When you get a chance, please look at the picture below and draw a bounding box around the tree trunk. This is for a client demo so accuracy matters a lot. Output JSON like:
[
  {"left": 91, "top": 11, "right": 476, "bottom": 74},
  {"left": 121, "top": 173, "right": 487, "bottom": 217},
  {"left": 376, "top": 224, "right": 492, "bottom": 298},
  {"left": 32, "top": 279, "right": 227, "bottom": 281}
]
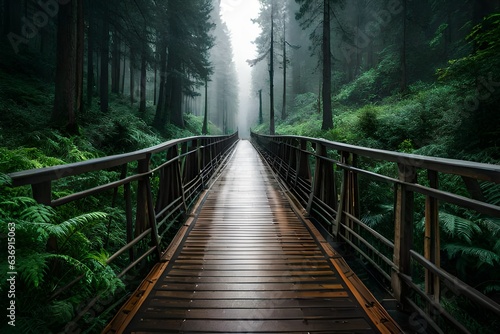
[
  {"left": 269, "top": 2, "right": 275, "bottom": 135},
  {"left": 121, "top": 54, "right": 126, "bottom": 94},
  {"left": 169, "top": 71, "right": 184, "bottom": 128},
  {"left": 259, "top": 89, "right": 263, "bottom": 125},
  {"left": 129, "top": 48, "right": 135, "bottom": 105},
  {"left": 202, "top": 78, "right": 208, "bottom": 134},
  {"left": 86, "top": 12, "right": 94, "bottom": 108},
  {"left": 75, "top": 0, "right": 84, "bottom": 117},
  {"left": 100, "top": 6, "right": 109, "bottom": 113},
  {"left": 282, "top": 20, "right": 287, "bottom": 121},
  {"left": 400, "top": 0, "right": 408, "bottom": 93},
  {"left": 321, "top": 0, "right": 333, "bottom": 130},
  {"left": 52, "top": 0, "right": 77, "bottom": 132},
  {"left": 139, "top": 47, "right": 147, "bottom": 113},
  {"left": 153, "top": 39, "right": 168, "bottom": 129},
  {"left": 154, "top": 59, "right": 158, "bottom": 105},
  {"left": 111, "top": 30, "right": 120, "bottom": 94}
]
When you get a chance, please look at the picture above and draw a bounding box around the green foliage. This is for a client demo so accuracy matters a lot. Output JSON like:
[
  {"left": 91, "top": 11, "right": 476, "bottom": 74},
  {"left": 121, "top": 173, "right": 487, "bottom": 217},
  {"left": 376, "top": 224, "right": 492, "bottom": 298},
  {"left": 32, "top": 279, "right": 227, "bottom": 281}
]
[
  {"left": 0, "top": 193, "right": 125, "bottom": 333},
  {"left": 335, "top": 50, "right": 400, "bottom": 105},
  {"left": 438, "top": 13, "right": 500, "bottom": 82}
]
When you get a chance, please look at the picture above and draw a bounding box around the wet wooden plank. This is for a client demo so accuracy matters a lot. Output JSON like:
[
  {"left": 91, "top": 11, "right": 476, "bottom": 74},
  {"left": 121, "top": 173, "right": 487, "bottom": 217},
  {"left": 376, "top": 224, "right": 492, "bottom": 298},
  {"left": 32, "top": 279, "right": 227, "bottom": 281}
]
[{"left": 130, "top": 318, "right": 374, "bottom": 333}]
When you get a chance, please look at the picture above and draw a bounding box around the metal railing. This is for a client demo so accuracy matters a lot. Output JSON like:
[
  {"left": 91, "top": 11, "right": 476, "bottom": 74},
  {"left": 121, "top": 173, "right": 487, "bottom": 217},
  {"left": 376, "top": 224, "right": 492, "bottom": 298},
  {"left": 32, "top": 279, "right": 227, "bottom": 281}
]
[{"left": 251, "top": 132, "right": 500, "bottom": 333}]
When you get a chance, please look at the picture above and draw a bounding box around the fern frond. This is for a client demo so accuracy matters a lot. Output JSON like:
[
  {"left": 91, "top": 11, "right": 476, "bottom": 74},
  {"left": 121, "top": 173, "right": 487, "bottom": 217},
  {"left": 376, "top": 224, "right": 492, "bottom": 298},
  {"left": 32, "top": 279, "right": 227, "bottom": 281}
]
[
  {"left": 20, "top": 204, "right": 56, "bottom": 224},
  {"left": 47, "top": 300, "right": 74, "bottom": 324},
  {"left": 439, "top": 212, "right": 481, "bottom": 244},
  {"left": 17, "top": 252, "right": 51, "bottom": 288},
  {"left": 46, "top": 253, "right": 94, "bottom": 283},
  {"left": 481, "top": 182, "right": 500, "bottom": 206},
  {"left": 87, "top": 249, "right": 110, "bottom": 266},
  {"left": 16, "top": 317, "right": 49, "bottom": 334},
  {"left": 57, "top": 212, "right": 108, "bottom": 250},
  {"left": 0, "top": 173, "right": 12, "bottom": 186},
  {"left": 483, "top": 283, "right": 500, "bottom": 295},
  {"left": 0, "top": 196, "right": 37, "bottom": 212},
  {"left": 479, "top": 218, "right": 500, "bottom": 236},
  {"left": 443, "top": 243, "right": 500, "bottom": 267}
]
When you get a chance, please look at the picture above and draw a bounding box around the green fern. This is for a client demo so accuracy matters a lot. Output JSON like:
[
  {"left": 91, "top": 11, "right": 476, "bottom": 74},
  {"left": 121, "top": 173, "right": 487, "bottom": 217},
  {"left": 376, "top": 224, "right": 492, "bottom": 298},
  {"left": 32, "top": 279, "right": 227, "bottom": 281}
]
[
  {"left": 0, "top": 173, "right": 11, "bottom": 186},
  {"left": 47, "top": 300, "right": 74, "bottom": 325},
  {"left": 481, "top": 182, "right": 500, "bottom": 207},
  {"left": 20, "top": 204, "right": 56, "bottom": 224},
  {"left": 17, "top": 253, "right": 51, "bottom": 288},
  {"left": 56, "top": 212, "right": 108, "bottom": 250},
  {"left": 444, "top": 243, "right": 500, "bottom": 267},
  {"left": 439, "top": 212, "right": 482, "bottom": 244}
]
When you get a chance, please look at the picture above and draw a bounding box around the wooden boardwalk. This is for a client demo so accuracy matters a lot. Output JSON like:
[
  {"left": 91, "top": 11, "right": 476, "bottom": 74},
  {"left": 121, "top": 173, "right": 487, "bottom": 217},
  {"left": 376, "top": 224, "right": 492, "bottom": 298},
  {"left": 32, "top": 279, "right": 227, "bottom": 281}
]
[{"left": 105, "top": 140, "right": 401, "bottom": 333}]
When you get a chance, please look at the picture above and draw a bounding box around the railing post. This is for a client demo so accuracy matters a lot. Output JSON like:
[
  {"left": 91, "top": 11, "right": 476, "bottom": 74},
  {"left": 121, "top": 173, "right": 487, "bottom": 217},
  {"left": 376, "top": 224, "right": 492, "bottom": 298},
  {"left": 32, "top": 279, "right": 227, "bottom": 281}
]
[
  {"left": 32, "top": 181, "right": 52, "bottom": 205},
  {"left": 425, "top": 170, "right": 440, "bottom": 306},
  {"left": 295, "top": 139, "right": 310, "bottom": 189},
  {"left": 286, "top": 139, "right": 297, "bottom": 184},
  {"left": 307, "top": 143, "right": 336, "bottom": 227},
  {"left": 124, "top": 179, "right": 134, "bottom": 262},
  {"left": 335, "top": 152, "right": 358, "bottom": 240},
  {"left": 135, "top": 157, "right": 150, "bottom": 236},
  {"left": 392, "top": 163, "right": 417, "bottom": 309}
]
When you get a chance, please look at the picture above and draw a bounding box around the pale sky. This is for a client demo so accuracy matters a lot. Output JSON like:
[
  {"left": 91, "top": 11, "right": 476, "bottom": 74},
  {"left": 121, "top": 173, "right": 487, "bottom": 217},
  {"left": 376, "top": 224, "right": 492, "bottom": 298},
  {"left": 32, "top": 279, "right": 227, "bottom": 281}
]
[{"left": 220, "top": 0, "right": 262, "bottom": 137}]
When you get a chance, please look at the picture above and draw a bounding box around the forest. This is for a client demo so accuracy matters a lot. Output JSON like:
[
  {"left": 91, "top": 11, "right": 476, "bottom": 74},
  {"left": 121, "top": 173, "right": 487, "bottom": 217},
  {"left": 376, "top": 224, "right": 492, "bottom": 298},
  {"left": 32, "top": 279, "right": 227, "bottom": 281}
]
[{"left": 0, "top": 0, "right": 499, "bottom": 332}]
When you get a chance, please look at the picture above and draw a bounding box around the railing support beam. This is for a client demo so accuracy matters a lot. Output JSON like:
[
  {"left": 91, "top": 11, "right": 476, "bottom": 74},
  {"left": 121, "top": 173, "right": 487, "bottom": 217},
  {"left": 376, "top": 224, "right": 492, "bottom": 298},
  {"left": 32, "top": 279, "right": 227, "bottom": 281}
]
[{"left": 392, "top": 163, "right": 417, "bottom": 309}]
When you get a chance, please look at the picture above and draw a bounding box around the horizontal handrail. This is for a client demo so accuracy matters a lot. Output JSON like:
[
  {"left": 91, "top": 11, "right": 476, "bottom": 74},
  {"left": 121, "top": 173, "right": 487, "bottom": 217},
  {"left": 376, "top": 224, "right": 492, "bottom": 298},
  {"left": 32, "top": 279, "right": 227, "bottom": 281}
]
[
  {"left": 8, "top": 135, "right": 234, "bottom": 186},
  {"left": 255, "top": 133, "right": 500, "bottom": 182},
  {"left": 251, "top": 132, "right": 500, "bottom": 334}
]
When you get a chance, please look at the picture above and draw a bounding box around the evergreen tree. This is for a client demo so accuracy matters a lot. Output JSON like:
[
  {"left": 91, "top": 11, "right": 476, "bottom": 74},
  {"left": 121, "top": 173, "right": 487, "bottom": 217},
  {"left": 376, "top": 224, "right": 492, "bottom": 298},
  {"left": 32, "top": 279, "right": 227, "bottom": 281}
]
[
  {"left": 295, "top": 0, "right": 345, "bottom": 130},
  {"left": 153, "top": 0, "right": 214, "bottom": 130}
]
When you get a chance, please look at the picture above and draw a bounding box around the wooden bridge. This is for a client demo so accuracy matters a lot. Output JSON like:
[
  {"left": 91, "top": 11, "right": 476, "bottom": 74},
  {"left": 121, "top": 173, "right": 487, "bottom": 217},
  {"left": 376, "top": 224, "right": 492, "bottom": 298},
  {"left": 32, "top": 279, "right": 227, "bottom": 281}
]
[
  {"left": 8, "top": 133, "right": 500, "bottom": 333},
  {"left": 103, "top": 140, "right": 399, "bottom": 333}
]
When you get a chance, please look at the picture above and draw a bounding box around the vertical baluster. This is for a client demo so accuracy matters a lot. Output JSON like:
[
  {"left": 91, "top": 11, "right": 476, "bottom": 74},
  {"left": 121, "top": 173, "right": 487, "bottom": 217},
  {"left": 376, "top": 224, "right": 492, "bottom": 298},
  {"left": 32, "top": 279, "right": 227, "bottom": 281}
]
[
  {"left": 392, "top": 163, "right": 417, "bottom": 309},
  {"left": 32, "top": 181, "right": 52, "bottom": 205},
  {"left": 135, "top": 157, "right": 149, "bottom": 235},
  {"left": 425, "top": 170, "right": 440, "bottom": 310},
  {"left": 124, "top": 178, "right": 134, "bottom": 262}
]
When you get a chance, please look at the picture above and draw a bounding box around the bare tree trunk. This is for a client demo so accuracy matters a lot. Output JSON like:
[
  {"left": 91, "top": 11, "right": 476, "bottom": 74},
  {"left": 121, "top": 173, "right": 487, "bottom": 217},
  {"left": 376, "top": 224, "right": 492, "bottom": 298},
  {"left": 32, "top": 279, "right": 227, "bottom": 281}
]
[
  {"left": 321, "top": 0, "right": 333, "bottom": 130},
  {"left": 202, "top": 78, "right": 208, "bottom": 134},
  {"left": 259, "top": 89, "right": 263, "bottom": 125},
  {"left": 269, "top": 2, "right": 275, "bottom": 135},
  {"left": 154, "top": 39, "right": 167, "bottom": 129},
  {"left": 75, "top": 0, "right": 84, "bottom": 117},
  {"left": 100, "top": 6, "right": 109, "bottom": 113},
  {"left": 400, "top": 0, "right": 408, "bottom": 93},
  {"left": 111, "top": 30, "right": 120, "bottom": 94},
  {"left": 52, "top": 0, "right": 77, "bottom": 132},
  {"left": 282, "top": 19, "right": 287, "bottom": 121},
  {"left": 121, "top": 54, "right": 126, "bottom": 94},
  {"left": 86, "top": 12, "right": 94, "bottom": 108},
  {"left": 130, "top": 48, "right": 135, "bottom": 105},
  {"left": 139, "top": 47, "right": 147, "bottom": 113}
]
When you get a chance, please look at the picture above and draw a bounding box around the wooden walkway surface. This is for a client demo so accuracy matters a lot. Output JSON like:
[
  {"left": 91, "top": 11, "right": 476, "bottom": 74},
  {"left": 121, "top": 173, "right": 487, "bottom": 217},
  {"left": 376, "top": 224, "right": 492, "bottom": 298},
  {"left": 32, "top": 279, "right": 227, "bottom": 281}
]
[{"left": 105, "top": 140, "right": 401, "bottom": 333}]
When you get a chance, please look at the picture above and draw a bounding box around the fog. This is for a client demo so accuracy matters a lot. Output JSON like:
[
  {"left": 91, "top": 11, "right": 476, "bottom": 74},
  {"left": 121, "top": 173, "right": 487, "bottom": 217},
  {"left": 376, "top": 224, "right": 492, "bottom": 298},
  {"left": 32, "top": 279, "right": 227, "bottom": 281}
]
[{"left": 220, "top": 0, "right": 261, "bottom": 138}]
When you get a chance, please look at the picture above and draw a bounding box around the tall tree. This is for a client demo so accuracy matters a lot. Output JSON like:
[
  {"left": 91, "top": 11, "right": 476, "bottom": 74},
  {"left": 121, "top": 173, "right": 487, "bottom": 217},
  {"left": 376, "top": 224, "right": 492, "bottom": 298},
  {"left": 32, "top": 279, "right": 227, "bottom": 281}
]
[
  {"left": 296, "top": 0, "right": 344, "bottom": 130},
  {"left": 154, "top": 0, "right": 214, "bottom": 130},
  {"left": 100, "top": 4, "right": 110, "bottom": 113},
  {"left": 249, "top": 0, "right": 286, "bottom": 135},
  {"left": 52, "top": 0, "right": 80, "bottom": 133}
]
